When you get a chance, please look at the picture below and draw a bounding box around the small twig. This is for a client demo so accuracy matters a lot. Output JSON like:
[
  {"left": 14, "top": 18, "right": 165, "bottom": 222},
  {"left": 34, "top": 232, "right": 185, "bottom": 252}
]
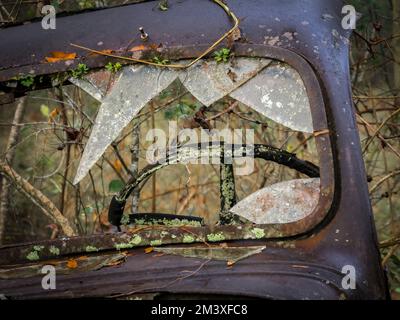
[
  {"left": 33, "top": 150, "right": 66, "bottom": 180},
  {"left": 109, "top": 258, "right": 211, "bottom": 298},
  {"left": 0, "top": 162, "right": 77, "bottom": 237},
  {"left": 380, "top": 234, "right": 400, "bottom": 249},
  {"left": 207, "top": 101, "right": 239, "bottom": 121},
  {"left": 370, "top": 170, "right": 400, "bottom": 194},
  {"left": 88, "top": 170, "right": 103, "bottom": 233},
  {"left": 357, "top": 114, "right": 400, "bottom": 160},
  {"left": 177, "top": 188, "right": 197, "bottom": 214},
  {"left": 363, "top": 107, "right": 400, "bottom": 152},
  {"left": 111, "top": 143, "right": 132, "bottom": 176},
  {"left": 354, "top": 95, "right": 400, "bottom": 100},
  {"left": 382, "top": 244, "right": 399, "bottom": 266},
  {"left": 101, "top": 155, "right": 126, "bottom": 183},
  {"left": 55, "top": 88, "right": 70, "bottom": 215}
]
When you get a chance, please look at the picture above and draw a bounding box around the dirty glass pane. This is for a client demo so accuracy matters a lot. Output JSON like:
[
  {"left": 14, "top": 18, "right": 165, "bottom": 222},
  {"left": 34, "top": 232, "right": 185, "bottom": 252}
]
[
  {"left": 230, "top": 178, "right": 320, "bottom": 224},
  {"left": 73, "top": 66, "right": 177, "bottom": 184},
  {"left": 178, "top": 58, "right": 271, "bottom": 106},
  {"left": 230, "top": 61, "right": 313, "bottom": 133}
]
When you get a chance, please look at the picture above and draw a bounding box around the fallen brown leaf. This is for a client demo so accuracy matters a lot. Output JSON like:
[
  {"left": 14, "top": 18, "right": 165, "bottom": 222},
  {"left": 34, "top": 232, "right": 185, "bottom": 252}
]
[
  {"left": 66, "top": 259, "right": 78, "bottom": 269},
  {"left": 129, "top": 44, "right": 147, "bottom": 52},
  {"left": 48, "top": 108, "right": 60, "bottom": 123},
  {"left": 45, "top": 51, "right": 77, "bottom": 63},
  {"left": 144, "top": 247, "right": 154, "bottom": 254}
]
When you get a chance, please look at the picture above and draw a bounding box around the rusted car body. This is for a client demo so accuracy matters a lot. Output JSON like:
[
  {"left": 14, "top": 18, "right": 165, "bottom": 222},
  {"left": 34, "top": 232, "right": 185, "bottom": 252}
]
[{"left": 0, "top": 0, "right": 389, "bottom": 299}]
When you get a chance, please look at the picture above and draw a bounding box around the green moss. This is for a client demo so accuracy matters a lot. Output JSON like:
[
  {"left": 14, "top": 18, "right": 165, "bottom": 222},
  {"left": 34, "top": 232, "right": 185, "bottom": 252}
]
[
  {"left": 85, "top": 245, "right": 99, "bottom": 252},
  {"left": 207, "top": 232, "right": 226, "bottom": 242},
  {"left": 130, "top": 235, "right": 142, "bottom": 245},
  {"left": 251, "top": 228, "right": 265, "bottom": 239},
  {"left": 26, "top": 251, "right": 40, "bottom": 261},
  {"left": 183, "top": 235, "right": 195, "bottom": 243},
  {"left": 131, "top": 217, "right": 202, "bottom": 227},
  {"left": 114, "top": 234, "right": 142, "bottom": 250},
  {"left": 134, "top": 219, "right": 145, "bottom": 225},
  {"left": 150, "top": 239, "right": 162, "bottom": 247},
  {"left": 160, "top": 231, "right": 169, "bottom": 238},
  {"left": 115, "top": 242, "right": 133, "bottom": 250},
  {"left": 33, "top": 245, "right": 44, "bottom": 251},
  {"left": 120, "top": 214, "right": 130, "bottom": 226},
  {"left": 49, "top": 246, "right": 60, "bottom": 255},
  {"left": 162, "top": 218, "right": 202, "bottom": 227}
]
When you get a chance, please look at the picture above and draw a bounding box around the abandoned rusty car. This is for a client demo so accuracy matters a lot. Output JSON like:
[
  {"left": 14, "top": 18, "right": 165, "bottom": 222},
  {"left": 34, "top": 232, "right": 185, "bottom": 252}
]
[{"left": 0, "top": 0, "right": 389, "bottom": 299}]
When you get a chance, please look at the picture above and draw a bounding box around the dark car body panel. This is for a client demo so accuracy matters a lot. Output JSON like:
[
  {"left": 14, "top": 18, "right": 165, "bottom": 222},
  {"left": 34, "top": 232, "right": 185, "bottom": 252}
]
[{"left": 0, "top": 0, "right": 389, "bottom": 299}]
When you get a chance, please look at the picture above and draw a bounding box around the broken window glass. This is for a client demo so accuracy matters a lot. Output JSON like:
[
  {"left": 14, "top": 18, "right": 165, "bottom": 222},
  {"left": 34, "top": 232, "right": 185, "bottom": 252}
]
[
  {"left": 0, "top": 57, "right": 327, "bottom": 245},
  {"left": 71, "top": 57, "right": 320, "bottom": 226}
]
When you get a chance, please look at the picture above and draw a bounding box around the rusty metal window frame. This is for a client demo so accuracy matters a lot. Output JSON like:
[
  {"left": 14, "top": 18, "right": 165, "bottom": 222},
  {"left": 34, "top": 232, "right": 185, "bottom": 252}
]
[{"left": 0, "top": 44, "right": 336, "bottom": 264}]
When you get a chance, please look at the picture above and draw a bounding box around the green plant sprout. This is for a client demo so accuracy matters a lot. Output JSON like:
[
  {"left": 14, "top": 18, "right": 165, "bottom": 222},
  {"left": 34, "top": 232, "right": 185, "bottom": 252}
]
[
  {"left": 70, "top": 63, "right": 89, "bottom": 79},
  {"left": 19, "top": 75, "right": 35, "bottom": 88},
  {"left": 213, "top": 48, "right": 231, "bottom": 63},
  {"left": 152, "top": 56, "right": 170, "bottom": 65},
  {"left": 105, "top": 62, "right": 122, "bottom": 73}
]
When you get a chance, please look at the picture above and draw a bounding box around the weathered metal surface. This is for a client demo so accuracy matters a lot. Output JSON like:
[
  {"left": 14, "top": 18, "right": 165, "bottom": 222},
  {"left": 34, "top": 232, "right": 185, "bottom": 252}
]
[
  {"left": 0, "top": 252, "right": 126, "bottom": 280},
  {"left": 0, "top": 241, "right": 364, "bottom": 300},
  {"left": 0, "top": 0, "right": 149, "bottom": 26},
  {"left": 231, "top": 178, "right": 320, "bottom": 224},
  {"left": 0, "top": 0, "right": 389, "bottom": 300},
  {"left": 0, "top": 222, "right": 316, "bottom": 265}
]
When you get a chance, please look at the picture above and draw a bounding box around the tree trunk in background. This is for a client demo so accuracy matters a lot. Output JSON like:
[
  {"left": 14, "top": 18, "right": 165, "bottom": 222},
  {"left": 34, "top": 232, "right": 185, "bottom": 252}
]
[
  {"left": 130, "top": 126, "right": 140, "bottom": 214},
  {"left": 394, "top": 1, "right": 400, "bottom": 106},
  {"left": 0, "top": 162, "right": 77, "bottom": 237},
  {"left": 0, "top": 97, "right": 26, "bottom": 244}
]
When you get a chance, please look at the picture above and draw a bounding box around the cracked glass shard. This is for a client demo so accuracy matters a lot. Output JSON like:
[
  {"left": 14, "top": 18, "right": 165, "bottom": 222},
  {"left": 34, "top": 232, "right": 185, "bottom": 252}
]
[
  {"left": 73, "top": 65, "right": 178, "bottom": 184},
  {"left": 154, "top": 246, "right": 266, "bottom": 263},
  {"left": 179, "top": 58, "right": 271, "bottom": 106},
  {"left": 230, "top": 178, "right": 320, "bottom": 224},
  {"left": 69, "top": 77, "right": 104, "bottom": 102},
  {"left": 69, "top": 69, "right": 117, "bottom": 102},
  {"left": 230, "top": 62, "right": 313, "bottom": 133}
]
